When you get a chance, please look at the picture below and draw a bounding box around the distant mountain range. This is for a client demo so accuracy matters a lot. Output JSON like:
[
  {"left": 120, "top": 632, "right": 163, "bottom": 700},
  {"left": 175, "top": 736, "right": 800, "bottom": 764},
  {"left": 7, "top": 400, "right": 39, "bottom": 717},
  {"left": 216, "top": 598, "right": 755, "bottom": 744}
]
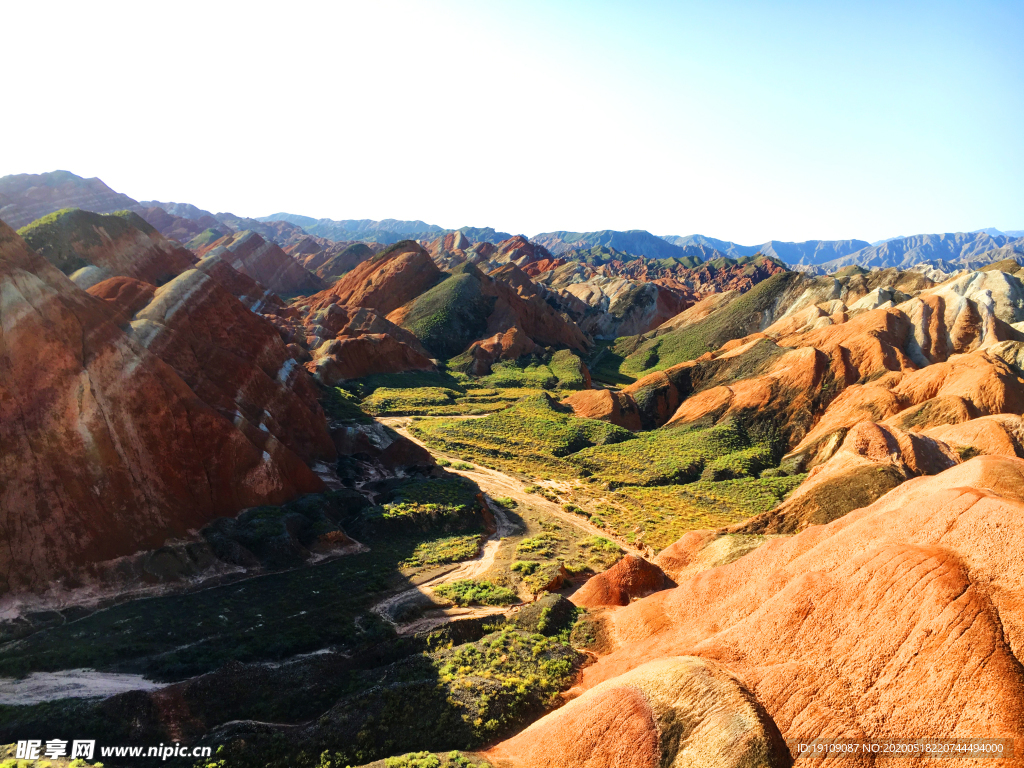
[
  {"left": 974, "top": 227, "right": 1024, "bottom": 238},
  {"left": 807, "top": 231, "right": 1024, "bottom": 273},
  {"left": 661, "top": 234, "right": 871, "bottom": 266},
  {"left": 2, "top": 170, "right": 1021, "bottom": 275},
  {"left": 532, "top": 230, "right": 695, "bottom": 260},
  {"left": 257, "top": 213, "right": 515, "bottom": 246},
  {"left": 0, "top": 170, "right": 137, "bottom": 229}
]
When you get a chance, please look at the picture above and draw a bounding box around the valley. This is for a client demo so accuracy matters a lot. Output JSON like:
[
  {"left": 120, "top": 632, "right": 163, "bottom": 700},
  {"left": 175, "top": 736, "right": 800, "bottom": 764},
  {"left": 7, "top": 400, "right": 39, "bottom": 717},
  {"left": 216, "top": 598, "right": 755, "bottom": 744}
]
[{"left": 1, "top": 171, "right": 1024, "bottom": 767}]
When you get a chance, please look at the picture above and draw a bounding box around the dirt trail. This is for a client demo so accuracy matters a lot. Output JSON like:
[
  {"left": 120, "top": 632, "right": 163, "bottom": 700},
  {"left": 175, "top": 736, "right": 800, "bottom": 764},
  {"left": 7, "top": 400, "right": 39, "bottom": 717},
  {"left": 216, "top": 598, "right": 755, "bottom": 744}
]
[
  {"left": 372, "top": 416, "right": 645, "bottom": 634},
  {"left": 379, "top": 417, "right": 643, "bottom": 557},
  {"left": 371, "top": 494, "right": 517, "bottom": 635}
]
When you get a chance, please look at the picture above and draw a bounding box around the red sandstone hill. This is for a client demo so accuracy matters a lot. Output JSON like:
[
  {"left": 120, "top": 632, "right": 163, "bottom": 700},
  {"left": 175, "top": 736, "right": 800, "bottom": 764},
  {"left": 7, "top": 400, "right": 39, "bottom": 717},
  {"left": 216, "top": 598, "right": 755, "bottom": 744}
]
[
  {"left": 386, "top": 261, "right": 592, "bottom": 373},
  {"left": 200, "top": 230, "right": 324, "bottom": 296},
  {"left": 108, "top": 268, "right": 335, "bottom": 465},
  {"left": 293, "top": 241, "right": 445, "bottom": 381},
  {"left": 594, "top": 253, "right": 789, "bottom": 295},
  {"left": 569, "top": 270, "right": 1024, "bottom": 446},
  {"left": 286, "top": 242, "right": 595, "bottom": 383},
  {"left": 135, "top": 205, "right": 222, "bottom": 244},
  {"left": 428, "top": 234, "right": 699, "bottom": 339},
  {"left": 305, "top": 240, "right": 443, "bottom": 316},
  {"left": 491, "top": 454, "right": 1024, "bottom": 766},
  {"left": 286, "top": 239, "right": 379, "bottom": 283},
  {"left": 17, "top": 208, "right": 196, "bottom": 288},
  {"left": 0, "top": 220, "right": 328, "bottom": 594}
]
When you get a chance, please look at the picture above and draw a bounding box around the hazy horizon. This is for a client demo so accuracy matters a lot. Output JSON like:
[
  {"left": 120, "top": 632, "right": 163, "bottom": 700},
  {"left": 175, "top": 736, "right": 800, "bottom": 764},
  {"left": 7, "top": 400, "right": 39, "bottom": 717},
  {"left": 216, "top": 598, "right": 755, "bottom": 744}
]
[{"left": 2, "top": 0, "right": 1021, "bottom": 244}]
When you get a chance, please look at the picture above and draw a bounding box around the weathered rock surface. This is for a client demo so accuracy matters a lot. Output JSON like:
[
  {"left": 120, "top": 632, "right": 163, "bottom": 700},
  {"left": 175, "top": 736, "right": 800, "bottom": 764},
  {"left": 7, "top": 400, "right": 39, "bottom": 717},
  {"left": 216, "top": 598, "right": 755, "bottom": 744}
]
[
  {"left": 309, "top": 334, "right": 435, "bottom": 385},
  {"left": 653, "top": 531, "right": 772, "bottom": 583},
  {"left": 734, "top": 421, "right": 960, "bottom": 534},
  {"left": 86, "top": 276, "right": 156, "bottom": 318},
  {"left": 561, "top": 389, "right": 642, "bottom": 430},
  {"left": 193, "top": 252, "right": 285, "bottom": 313},
  {"left": 307, "top": 241, "right": 441, "bottom": 316},
  {"left": 206, "top": 231, "right": 323, "bottom": 296},
  {"left": 303, "top": 303, "right": 428, "bottom": 356},
  {"left": 0, "top": 221, "right": 323, "bottom": 593},
  {"left": 571, "top": 554, "right": 668, "bottom": 608},
  {"left": 566, "top": 456, "right": 1024, "bottom": 764},
  {"left": 290, "top": 241, "right": 376, "bottom": 282},
  {"left": 128, "top": 268, "right": 336, "bottom": 465},
  {"left": 924, "top": 414, "right": 1024, "bottom": 458},
  {"left": 18, "top": 208, "right": 196, "bottom": 286},
  {"left": 489, "top": 656, "right": 791, "bottom": 768},
  {"left": 135, "top": 205, "right": 222, "bottom": 245}
]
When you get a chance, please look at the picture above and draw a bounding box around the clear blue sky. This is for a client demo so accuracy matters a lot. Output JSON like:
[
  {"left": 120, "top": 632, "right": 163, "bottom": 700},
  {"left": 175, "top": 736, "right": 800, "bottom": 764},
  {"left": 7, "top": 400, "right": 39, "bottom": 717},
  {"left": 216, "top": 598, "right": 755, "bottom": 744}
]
[{"left": 2, "top": 0, "right": 1021, "bottom": 243}]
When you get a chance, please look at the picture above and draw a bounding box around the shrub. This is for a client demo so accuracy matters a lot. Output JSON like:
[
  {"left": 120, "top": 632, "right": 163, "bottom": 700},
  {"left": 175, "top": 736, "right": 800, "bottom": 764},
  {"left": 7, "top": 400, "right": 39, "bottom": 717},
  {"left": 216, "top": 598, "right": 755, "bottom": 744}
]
[
  {"left": 433, "top": 580, "right": 518, "bottom": 607},
  {"left": 548, "top": 349, "right": 590, "bottom": 389},
  {"left": 320, "top": 386, "right": 371, "bottom": 423},
  {"left": 580, "top": 536, "right": 620, "bottom": 553},
  {"left": 402, "top": 535, "right": 482, "bottom": 568},
  {"left": 568, "top": 420, "right": 750, "bottom": 487},
  {"left": 516, "top": 536, "right": 555, "bottom": 558},
  {"left": 412, "top": 395, "right": 633, "bottom": 477},
  {"left": 385, "top": 752, "right": 441, "bottom": 768},
  {"left": 361, "top": 387, "right": 460, "bottom": 416}
]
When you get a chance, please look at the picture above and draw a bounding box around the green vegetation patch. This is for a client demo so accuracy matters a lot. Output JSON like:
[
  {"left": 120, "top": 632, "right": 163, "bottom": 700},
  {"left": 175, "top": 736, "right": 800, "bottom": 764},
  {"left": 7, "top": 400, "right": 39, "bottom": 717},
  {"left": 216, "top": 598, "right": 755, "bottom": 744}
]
[
  {"left": 373, "top": 477, "right": 483, "bottom": 530},
  {"left": 516, "top": 534, "right": 556, "bottom": 558},
  {"left": 285, "top": 608, "right": 581, "bottom": 767},
  {"left": 411, "top": 394, "right": 634, "bottom": 477},
  {"left": 433, "top": 580, "right": 518, "bottom": 607},
  {"left": 400, "top": 266, "right": 496, "bottom": 359},
  {"left": 378, "top": 752, "right": 490, "bottom": 768},
  {"left": 321, "top": 385, "right": 373, "bottom": 423},
  {"left": 547, "top": 350, "right": 590, "bottom": 389},
  {"left": 466, "top": 351, "right": 590, "bottom": 392},
  {"left": 0, "top": 478, "right": 487, "bottom": 681},
  {"left": 568, "top": 420, "right": 757, "bottom": 488},
  {"left": 17, "top": 207, "right": 138, "bottom": 274},
  {"left": 345, "top": 370, "right": 471, "bottom": 398},
  {"left": 591, "top": 475, "right": 806, "bottom": 551},
  {"left": 613, "top": 271, "right": 800, "bottom": 377},
  {"left": 0, "top": 742, "right": 102, "bottom": 766},
  {"left": 345, "top": 355, "right": 589, "bottom": 419},
  {"left": 402, "top": 534, "right": 482, "bottom": 568},
  {"left": 478, "top": 359, "right": 559, "bottom": 389},
  {"left": 588, "top": 340, "right": 636, "bottom": 387},
  {"left": 186, "top": 227, "right": 229, "bottom": 249},
  {"left": 362, "top": 386, "right": 551, "bottom": 418},
  {"left": 362, "top": 386, "right": 461, "bottom": 415}
]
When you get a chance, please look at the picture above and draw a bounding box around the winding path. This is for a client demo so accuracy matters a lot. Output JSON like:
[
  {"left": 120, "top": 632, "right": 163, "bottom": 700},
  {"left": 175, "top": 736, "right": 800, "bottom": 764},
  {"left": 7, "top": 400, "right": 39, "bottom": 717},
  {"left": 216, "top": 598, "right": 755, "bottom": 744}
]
[
  {"left": 371, "top": 416, "right": 644, "bottom": 634},
  {"left": 370, "top": 494, "right": 516, "bottom": 635},
  {"left": 379, "top": 417, "right": 643, "bottom": 556}
]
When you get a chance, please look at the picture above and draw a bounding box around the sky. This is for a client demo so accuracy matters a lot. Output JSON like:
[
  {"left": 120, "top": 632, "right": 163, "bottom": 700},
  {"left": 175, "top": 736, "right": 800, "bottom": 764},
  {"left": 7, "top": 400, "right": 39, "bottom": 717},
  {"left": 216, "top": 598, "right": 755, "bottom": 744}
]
[{"left": 2, "top": 0, "right": 1022, "bottom": 244}]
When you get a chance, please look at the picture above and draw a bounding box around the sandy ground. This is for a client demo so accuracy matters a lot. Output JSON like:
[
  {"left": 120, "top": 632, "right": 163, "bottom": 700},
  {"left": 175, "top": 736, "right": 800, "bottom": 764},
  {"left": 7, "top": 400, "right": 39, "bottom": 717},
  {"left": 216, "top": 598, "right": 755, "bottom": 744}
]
[{"left": 0, "top": 669, "right": 165, "bottom": 705}]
